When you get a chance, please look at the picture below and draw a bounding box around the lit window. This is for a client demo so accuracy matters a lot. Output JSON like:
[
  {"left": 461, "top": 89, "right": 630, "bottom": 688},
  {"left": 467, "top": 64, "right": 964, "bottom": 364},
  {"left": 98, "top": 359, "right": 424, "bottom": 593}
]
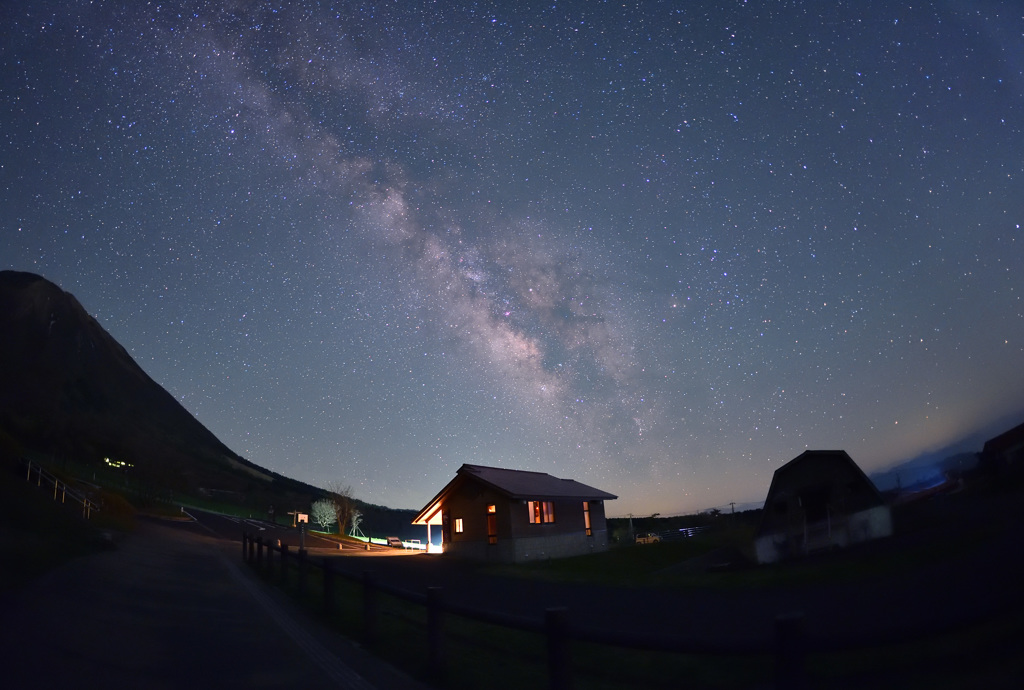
[
  {"left": 454, "top": 518, "right": 464, "bottom": 533},
  {"left": 583, "top": 501, "right": 592, "bottom": 536},
  {"left": 528, "top": 500, "right": 555, "bottom": 524},
  {"left": 486, "top": 505, "right": 497, "bottom": 544}
]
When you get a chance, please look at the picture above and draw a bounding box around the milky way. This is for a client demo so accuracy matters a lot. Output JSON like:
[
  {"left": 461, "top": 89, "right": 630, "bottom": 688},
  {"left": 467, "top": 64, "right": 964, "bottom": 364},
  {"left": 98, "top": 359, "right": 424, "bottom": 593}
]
[{"left": 3, "top": 1, "right": 1023, "bottom": 515}]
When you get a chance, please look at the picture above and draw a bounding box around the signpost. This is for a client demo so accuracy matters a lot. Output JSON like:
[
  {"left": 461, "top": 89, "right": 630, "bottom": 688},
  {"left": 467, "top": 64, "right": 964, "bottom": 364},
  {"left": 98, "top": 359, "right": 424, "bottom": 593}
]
[{"left": 296, "top": 512, "right": 308, "bottom": 550}]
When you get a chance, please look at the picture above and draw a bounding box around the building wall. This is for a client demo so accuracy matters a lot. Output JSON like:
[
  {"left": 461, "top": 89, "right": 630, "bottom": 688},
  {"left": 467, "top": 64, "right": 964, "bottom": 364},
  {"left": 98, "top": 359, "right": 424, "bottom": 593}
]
[
  {"left": 440, "top": 483, "right": 611, "bottom": 563},
  {"left": 445, "top": 528, "right": 610, "bottom": 563},
  {"left": 847, "top": 504, "right": 893, "bottom": 544},
  {"left": 755, "top": 504, "right": 893, "bottom": 564},
  {"left": 510, "top": 529, "right": 610, "bottom": 563},
  {"left": 442, "top": 483, "right": 509, "bottom": 545},
  {"left": 506, "top": 497, "right": 601, "bottom": 538}
]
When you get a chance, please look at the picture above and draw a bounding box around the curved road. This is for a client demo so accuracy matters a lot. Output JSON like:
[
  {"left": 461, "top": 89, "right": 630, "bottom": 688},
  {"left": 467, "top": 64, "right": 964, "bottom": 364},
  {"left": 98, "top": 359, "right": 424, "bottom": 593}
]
[{"left": 0, "top": 514, "right": 426, "bottom": 690}]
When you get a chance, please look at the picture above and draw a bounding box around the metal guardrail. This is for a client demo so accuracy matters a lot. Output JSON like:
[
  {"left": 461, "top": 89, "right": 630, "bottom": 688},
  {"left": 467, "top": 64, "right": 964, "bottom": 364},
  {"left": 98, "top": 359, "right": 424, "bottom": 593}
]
[{"left": 17, "top": 458, "right": 100, "bottom": 519}]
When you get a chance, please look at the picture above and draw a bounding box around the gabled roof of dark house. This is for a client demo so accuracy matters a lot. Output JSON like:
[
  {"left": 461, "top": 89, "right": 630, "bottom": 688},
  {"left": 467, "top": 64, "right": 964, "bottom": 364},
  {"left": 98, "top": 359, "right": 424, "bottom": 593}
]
[
  {"left": 769, "top": 449, "right": 880, "bottom": 487},
  {"left": 757, "top": 450, "right": 885, "bottom": 535},
  {"left": 982, "top": 420, "right": 1024, "bottom": 456},
  {"left": 413, "top": 463, "right": 617, "bottom": 525}
]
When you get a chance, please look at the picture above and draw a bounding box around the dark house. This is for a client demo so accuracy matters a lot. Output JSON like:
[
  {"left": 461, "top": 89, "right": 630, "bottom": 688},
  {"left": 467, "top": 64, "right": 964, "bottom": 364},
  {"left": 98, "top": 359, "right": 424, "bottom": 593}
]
[
  {"left": 979, "top": 420, "right": 1024, "bottom": 481},
  {"left": 412, "top": 464, "right": 617, "bottom": 563},
  {"left": 754, "top": 450, "right": 892, "bottom": 564}
]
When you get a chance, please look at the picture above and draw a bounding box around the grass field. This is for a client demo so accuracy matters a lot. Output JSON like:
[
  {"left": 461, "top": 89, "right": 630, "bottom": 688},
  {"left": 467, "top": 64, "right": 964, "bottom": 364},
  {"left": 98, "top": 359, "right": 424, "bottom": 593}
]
[{"left": 244, "top": 482, "right": 1024, "bottom": 689}]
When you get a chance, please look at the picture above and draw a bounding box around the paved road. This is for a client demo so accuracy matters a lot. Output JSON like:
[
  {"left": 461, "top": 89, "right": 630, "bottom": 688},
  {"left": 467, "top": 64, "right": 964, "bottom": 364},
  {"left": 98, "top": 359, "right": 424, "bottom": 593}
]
[{"left": 0, "top": 517, "right": 427, "bottom": 690}]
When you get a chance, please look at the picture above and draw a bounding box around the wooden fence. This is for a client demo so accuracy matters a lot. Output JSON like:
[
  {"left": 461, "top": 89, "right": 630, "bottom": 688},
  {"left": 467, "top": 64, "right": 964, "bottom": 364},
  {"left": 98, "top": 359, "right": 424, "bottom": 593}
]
[{"left": 242, "top": 531, "right": 821, "bottom": 689}]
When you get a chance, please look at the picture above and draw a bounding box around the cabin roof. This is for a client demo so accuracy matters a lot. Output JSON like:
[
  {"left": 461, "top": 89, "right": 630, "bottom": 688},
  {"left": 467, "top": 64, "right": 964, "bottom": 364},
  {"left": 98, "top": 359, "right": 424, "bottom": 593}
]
[{"left": 413, "top": 463, "right": 617, "bottom": 525}]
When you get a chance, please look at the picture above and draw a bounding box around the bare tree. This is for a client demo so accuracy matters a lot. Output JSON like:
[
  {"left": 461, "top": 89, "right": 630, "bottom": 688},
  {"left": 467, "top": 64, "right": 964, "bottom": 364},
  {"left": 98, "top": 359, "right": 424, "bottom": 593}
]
[
  {"left": 324, "top": 482, "right": 356, "bottom": 536},
  {"left": 349, "top": 508, "right": 364, "bottom": 538},
  {"left": 310, "top": 498, "right": 336, "bottom": 531}
]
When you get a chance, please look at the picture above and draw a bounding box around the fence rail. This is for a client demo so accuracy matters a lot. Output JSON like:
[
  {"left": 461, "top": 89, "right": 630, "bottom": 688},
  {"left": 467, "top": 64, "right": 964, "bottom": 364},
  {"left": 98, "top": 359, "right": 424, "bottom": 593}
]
[
  {"left": 16, "top": 458, "right": 100, "bottom": 519},
  {"left": 242, "top": 531, "right": 817, "bottom": 689}
]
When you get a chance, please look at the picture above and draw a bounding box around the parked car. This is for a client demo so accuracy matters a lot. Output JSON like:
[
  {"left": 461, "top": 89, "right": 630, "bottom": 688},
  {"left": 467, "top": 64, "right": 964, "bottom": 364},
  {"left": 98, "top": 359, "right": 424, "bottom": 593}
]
[
  {"left": 386, "top": 536, "right": 404, "bottom": 548},
  {"left": 635, "top": 532, "right": 661, "bottom": 544}
]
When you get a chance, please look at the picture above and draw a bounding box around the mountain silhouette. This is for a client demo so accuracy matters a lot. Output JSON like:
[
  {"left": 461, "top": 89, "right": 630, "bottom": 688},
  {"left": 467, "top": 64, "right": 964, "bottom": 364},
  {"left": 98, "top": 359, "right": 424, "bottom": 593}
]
[{"left": 0, "top": 270, "right": 280, "bottom": 497}]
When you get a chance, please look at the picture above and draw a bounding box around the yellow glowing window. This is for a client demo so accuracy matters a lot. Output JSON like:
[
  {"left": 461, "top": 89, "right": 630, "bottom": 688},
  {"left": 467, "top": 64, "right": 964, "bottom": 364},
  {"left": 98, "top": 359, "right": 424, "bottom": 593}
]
[
  {"left": 454, "top": 518, "right": 464, "bottom": 533},
  {"left": 528, "top": 500, "right": 555, "bottom": 524},
  {"left": 486, "top": 505, "right": 497, "bottom": 544},
  {"left": 583, "top": 501, "right": 592, "bottom": 536}
]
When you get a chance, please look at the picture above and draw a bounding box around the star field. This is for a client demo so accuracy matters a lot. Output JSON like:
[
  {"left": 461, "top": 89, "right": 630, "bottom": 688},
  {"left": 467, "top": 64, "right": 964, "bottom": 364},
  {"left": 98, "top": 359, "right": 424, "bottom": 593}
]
[{"left": 2, "top": 1, "right": 1023, "bottom": 515}]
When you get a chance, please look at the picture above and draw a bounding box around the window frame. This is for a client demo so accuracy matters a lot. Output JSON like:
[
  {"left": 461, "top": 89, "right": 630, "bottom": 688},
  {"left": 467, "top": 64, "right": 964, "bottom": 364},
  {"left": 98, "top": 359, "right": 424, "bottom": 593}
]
[
  {"left": 486, "top": 504, "right": 497, "bottom": 544},
  {"left": 527, "top": 500, "right": 556, "bottom": 524}
]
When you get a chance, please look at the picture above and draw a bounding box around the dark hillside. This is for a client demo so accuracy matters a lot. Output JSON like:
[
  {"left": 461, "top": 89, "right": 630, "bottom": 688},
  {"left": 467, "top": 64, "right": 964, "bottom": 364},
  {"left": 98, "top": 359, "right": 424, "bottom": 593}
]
[{"left": 0, "top": 271, "right": 301, "bottom": 505}]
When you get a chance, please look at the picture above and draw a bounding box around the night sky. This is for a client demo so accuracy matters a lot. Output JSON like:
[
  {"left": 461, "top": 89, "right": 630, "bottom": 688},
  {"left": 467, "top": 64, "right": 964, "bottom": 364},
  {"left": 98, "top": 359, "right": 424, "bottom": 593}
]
[{"left": 3, "top": 1, "right": 1023, "bottom": 516}]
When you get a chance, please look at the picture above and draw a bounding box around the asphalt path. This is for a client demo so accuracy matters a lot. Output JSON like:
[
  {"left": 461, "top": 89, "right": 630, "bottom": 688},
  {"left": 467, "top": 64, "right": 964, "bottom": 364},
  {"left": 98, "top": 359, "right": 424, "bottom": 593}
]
[{"left": 0, "top": 515, "right": 427, "bottom": 690}]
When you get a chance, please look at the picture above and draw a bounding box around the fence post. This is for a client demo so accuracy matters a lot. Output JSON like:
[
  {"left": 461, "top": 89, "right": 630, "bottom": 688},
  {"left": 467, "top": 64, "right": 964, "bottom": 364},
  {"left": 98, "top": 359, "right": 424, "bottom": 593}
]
[
  {"left": 280, "top": 544, "right": 289, "bottom": 586},
  {"left": 427, "top": 586, "right": 445, "bottom": 680},
  {"left": 297, "top": 548, "right": 308, "bottom": 596},
  {"left": 363, "top": 571, "right": 378, "bottom": 646},
  {"left": 248, "top": 533, "right": 255, "bottom": 563},
  {"left": 323, "top": 558, "right": 334, "bottom": 614},
  {"left": 775, "top": 612, "right": 806, "bottom": 690},
  {"left": 545, "top": 607, "right": 572, "bottom": 690}
]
